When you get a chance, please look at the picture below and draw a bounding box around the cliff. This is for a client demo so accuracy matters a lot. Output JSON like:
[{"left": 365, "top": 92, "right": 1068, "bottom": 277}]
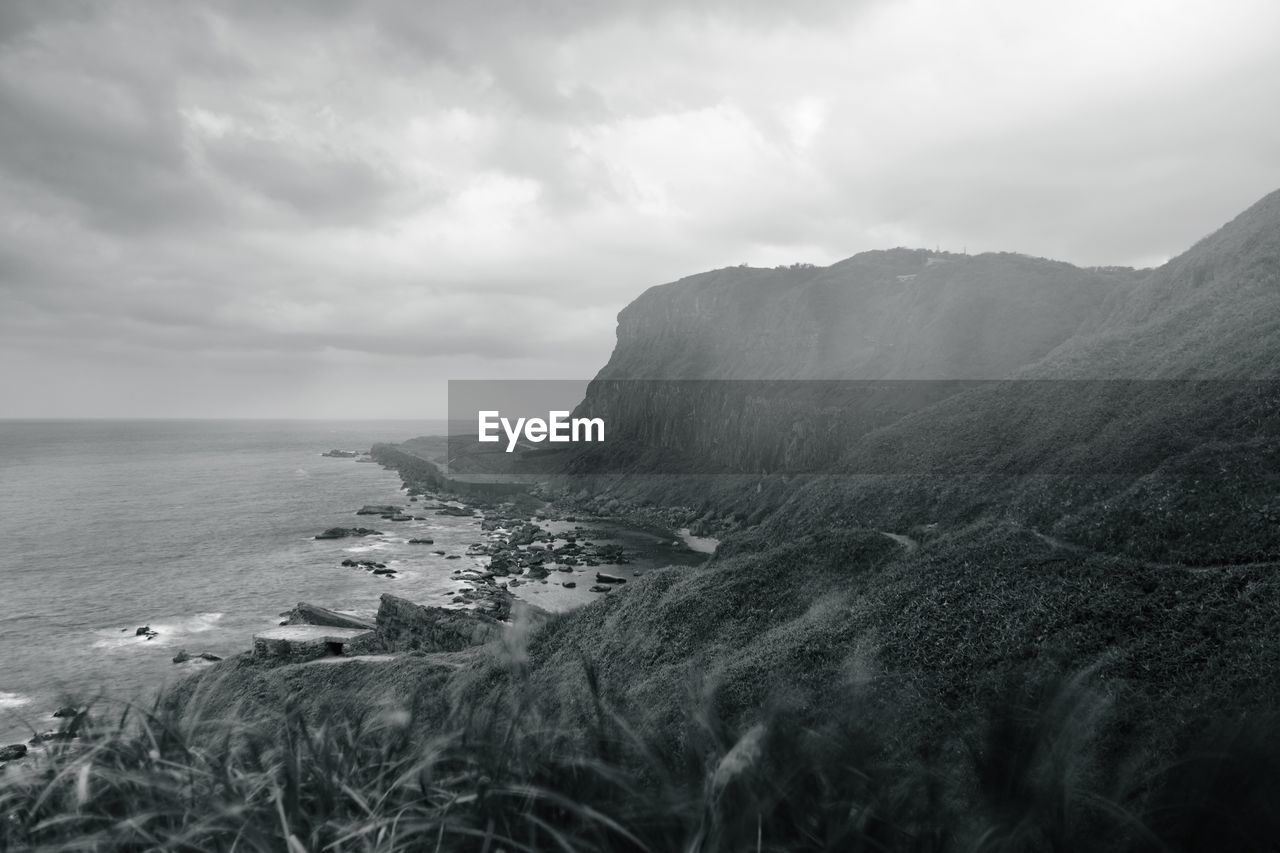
[{"left": 560, "top": 190, "right": 1280, "bottom": 564}]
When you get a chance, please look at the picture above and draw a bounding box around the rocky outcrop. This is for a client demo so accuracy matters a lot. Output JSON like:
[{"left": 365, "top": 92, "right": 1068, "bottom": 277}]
[
  {"left": 314, "top": 527, "right": 381, "bottom": 540},
  {"left": 282, "top": 602, "right": 376, "bottom": 631},
  {"left": 0, "top": 744, "right": 27, "bottom": 761},
  {"left": 373, "top": 594, "right": 504, "bottom": 653},
  {"left": 356, "top": 505, "right": 402, "bottom": 516},
  {"left": 172, "top": 650, "right": 223, "bottom": 664}
]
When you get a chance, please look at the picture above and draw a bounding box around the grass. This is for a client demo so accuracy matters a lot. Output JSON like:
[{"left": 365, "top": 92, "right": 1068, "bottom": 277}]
[{"left": 5, "top": 637, "right": 1280, "bottom": 852}]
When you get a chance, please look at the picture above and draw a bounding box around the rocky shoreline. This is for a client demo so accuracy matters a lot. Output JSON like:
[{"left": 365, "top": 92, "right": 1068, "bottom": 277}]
[{"left": 1, "top": 446, "right": 731, "bottom": 769}]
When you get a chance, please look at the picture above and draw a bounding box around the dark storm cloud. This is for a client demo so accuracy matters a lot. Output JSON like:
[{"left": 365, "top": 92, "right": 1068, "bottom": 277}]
[{"left": 1, "top": 0, "right": 1278, "bottom": 417}]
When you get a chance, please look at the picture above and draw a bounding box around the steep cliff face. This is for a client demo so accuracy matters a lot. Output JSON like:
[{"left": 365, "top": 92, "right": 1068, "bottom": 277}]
[
  {"left": 576, "top": 249, "right": 1130, "bottom": 474},
  {"left": 569, "top": 189, "right": 1280, "bottom": 564},
  {"left": 597, "top": 249, "right": 1126, "bottom": 381}
]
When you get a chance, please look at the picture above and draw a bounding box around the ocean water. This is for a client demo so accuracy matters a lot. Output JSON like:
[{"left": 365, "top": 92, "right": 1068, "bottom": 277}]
[{"left": 0, "top": 419, "right": 482, "bottom": 742}]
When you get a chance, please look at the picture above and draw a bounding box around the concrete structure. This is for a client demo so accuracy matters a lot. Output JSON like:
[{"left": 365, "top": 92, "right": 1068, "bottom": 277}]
[{"left": 252, "top": 625, "right": 374, "bottom": 662}]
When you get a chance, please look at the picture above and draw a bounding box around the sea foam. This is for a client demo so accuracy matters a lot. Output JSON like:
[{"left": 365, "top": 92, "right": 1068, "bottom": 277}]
[
  {"left": 0, "top": 691, "right": 33, "bottom": 709},
  {"left": 91, "top": 612, "right": 226, "bottom": 650}
]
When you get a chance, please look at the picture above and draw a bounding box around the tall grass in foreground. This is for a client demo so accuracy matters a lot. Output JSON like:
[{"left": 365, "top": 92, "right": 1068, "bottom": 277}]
[{"left": 2, "top": 662, "right": 1279, "bottom": 852}]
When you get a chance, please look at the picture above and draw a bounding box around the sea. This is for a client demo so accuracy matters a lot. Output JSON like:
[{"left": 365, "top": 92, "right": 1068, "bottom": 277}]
[{"left": 0, "top": 419, "right": 474, "bottom": 743}]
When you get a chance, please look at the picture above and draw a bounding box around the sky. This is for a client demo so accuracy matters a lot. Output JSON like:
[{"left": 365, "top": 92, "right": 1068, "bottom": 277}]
[{"left": 2, "top": 0, "right": 1279, "bottom": 418}]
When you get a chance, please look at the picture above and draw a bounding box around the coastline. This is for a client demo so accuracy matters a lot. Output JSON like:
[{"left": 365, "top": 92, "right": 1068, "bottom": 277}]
[{"left": 2, "top": 438, "right": 718, "bottom": 763}]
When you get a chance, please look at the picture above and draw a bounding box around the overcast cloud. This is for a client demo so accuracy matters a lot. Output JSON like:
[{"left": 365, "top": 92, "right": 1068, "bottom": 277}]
[{"left": 2, "top": 0, "right": 1279, "bottom": 417}]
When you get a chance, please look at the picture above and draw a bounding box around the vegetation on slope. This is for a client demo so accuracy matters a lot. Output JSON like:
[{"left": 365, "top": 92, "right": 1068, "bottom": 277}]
[{"left": 5, "top": 625, "right": 1280, "bottom": 852}]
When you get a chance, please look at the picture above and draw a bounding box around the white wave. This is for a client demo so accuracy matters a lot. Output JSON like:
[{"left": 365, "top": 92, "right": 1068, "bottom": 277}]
[
  {"left": 0, "top": 691, "right": 32, "bottom": 709},
  {"left": 92, "top": 612, "right": 225, "bottom": 649},
  {"left": 343, "top": 542, "right": 391, "bottom": 553}
]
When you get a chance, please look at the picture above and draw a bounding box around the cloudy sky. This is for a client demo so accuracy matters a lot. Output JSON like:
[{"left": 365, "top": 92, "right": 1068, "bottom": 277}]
[{"left": 2, "top": 0, "right": 1278, "bottom": 418}]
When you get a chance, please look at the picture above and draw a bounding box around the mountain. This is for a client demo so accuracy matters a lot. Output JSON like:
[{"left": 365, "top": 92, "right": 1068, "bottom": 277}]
[
  {"left": 566, "top": 190, "right": 1280, "bottom": 564},
  {"left": 597, "top": 249, "right": 1130, "bottom": 381},
  {"left": 1030, "top": 187, "right": 1280, "bottom": 378}
]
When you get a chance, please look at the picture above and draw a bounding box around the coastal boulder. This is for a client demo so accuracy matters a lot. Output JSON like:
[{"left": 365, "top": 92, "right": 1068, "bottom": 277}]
[
  {"left": 356, "top": 505, "right": 401, "bottom": 516},
  {"left": 0, "top": 744, "right": 27, "bottom": 761},
  {"left": 314, "top": 527, "right": 382, "bottom": 540}
]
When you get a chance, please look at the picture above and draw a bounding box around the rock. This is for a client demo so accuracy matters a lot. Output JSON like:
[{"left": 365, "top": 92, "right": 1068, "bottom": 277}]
[
  {"left": 174, "top": 650, "right": 222, "bottom": 664},
  {"left": 596, "top": 572, "right": 627, "bottom": 584},
  {"left": 432, "top": 550, "right": 446, "bottom": 555},
  {"left": 51, "top": 706, "right": 79, "bottom": 719},
  {"left": 525, "top": 565, "right": 550, "bottom": 580},
  {"left": 445, "top": 554, "right": 461, "bottom": 560},
  {"left": 373, "top": 568, "right": 395, "bottom": 575},
  {"left": 283, "top": 602, "right": 376, "bottom": 630},
  {"left": 387, "top": 515, "right": 413, "bottom": 522},
  {"left": 374, "top": 593, "right": 506, "bottom": 652},
  {"left": 29, "top": 731, "right": 75, "bottom": 744},
  {"left": 562, "top": 581, "right": 577, "bottom": 588},
  {"left": 134, "top": 626, "right": 153, "bottom": 636},
  {"left": 0, "top": 744, "right": 28, "bottom": 761},
  {"left": 436, "top": 505, "right": 474, "bottom": 517},
  {"left": 408, "top": 538, "right": 435, "bottom": 545},
  {"left": 315, "top": 527, "right": 382, "bottom": 540},
  {"left": 341, "top": 558, "right": 387, "bottom": 569},
  {"left": 589, "top": 585, "right": 612, "bottom": 593},
  {"left": 357, "top": 505, "right": 402, "bottom": 515},
  {"left": 322, "top": 449, "right": 360, "bottom": 458}
]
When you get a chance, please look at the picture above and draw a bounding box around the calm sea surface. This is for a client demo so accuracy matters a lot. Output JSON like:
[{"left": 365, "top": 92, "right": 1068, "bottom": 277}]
[{"left": 0, "top": 419, "right": 476, "bottom": 741}]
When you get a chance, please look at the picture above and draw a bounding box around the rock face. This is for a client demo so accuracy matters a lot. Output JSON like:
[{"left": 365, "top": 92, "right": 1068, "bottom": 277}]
[
  {"left": 282, "top": 602, "right": 376, "bottom": 631},
  {"left": 314, "top": 527, "right": 382, "bottom": 540},
  {"left": 373, "top": 594, "right": 503, "bottom": 653}
]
